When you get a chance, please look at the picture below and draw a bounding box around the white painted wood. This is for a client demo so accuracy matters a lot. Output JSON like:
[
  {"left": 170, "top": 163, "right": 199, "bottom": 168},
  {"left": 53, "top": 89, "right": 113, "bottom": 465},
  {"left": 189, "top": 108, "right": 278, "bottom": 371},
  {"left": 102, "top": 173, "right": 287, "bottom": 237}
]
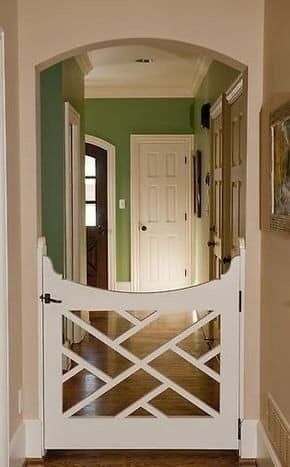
[
  {"left": 9, "top": 422, "right": 25, "bottom": 467},
  {"left": 41, "top": 239, "right": 242, "bottom": 449},
  {"left": 257, "top": 422, "right": 279, "bottom": 467},
  {"left": 37, "top": 237, "right": 47, "bottom": 457},
  {"left": 85, "top": 135, "right": 116, "bottom": 290},
  {"left": 239, "top": 238, "right": 246, "bottom": 425},
  {"left": 65, "top": 102, "right": 81, "bottom": 283},
  {"left": 240, "top": 419, "right": 258, "bottom": 459},
  {"left": 65, "top": 103, "right": 84, "bottom": 344},
  {"left": 115, "top": 281, "right": 131, "bottom": 291},
  {"left": 24, "top": 419, "right": 43, "bottom": 458},
  {"left": 62, "top": 346, "right": 112, "bottom": 383},
  {"left": 116, "top": 384, "right": 167, "bottom": 419},
  {"left": 0, "top": 30, "right": 9, "bottom": 467},
  {"left": 131, "top": 135, "right": 193, "bottom": 292}
]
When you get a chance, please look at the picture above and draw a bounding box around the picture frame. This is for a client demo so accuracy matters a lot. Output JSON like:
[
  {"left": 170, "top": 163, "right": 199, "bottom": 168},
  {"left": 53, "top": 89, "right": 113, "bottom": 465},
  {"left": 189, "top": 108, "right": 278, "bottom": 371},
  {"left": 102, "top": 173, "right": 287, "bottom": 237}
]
[
  {"left": 193, "top": 150, "right": 202, "bottom": 218},
  {"left": 270, "top": 101, "right": 290, "bottom": 232}
]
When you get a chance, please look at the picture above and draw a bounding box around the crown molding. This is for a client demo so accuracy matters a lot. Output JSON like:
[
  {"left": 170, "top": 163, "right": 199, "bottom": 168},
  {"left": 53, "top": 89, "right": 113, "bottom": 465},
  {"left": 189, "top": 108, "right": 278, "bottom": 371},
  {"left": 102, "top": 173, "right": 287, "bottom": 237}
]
[
  {"left": 225, "top": 73, "right": 243, "bottom": 104},
  {"left": 210, "top": 95, "right": 223, "bottom": 119},
  {"left": 75, "top": 53, "right": 93, "bottom": 76},
  {"left": 85, "top": 85, "right": 194, "bottom": 98}
]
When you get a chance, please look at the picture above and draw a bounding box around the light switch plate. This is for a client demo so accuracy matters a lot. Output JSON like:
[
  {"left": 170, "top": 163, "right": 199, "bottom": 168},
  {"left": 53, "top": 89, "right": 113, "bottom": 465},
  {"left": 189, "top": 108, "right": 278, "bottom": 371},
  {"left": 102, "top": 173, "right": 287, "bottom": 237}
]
[{"left": 119, "top": 199, "right": 126, "bottom": 209}]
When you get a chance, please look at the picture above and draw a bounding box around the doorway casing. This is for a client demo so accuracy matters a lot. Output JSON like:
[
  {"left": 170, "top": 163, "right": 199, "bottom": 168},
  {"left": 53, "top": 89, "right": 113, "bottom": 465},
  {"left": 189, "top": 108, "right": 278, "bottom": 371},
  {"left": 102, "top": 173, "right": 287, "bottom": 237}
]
[
  {"left": 85, "top": 135, "right": 116, "bottom": 290},
  {"left": 0, "top": 29, "right": 9, "bottom": 467}
]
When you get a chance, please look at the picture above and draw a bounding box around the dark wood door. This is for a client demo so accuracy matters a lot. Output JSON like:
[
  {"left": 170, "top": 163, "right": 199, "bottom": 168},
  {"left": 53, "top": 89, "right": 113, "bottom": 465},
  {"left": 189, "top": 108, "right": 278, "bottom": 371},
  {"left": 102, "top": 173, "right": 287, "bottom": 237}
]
[{"left": 85, "top": 143, "right": 108, "bottom": 289}]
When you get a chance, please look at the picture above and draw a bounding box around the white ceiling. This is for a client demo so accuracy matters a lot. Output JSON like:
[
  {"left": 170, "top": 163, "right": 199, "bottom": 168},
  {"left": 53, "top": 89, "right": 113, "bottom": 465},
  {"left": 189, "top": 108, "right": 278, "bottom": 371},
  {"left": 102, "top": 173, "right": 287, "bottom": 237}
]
[{"left": 85, "top": 45, "right": 211, "bottom": 98}]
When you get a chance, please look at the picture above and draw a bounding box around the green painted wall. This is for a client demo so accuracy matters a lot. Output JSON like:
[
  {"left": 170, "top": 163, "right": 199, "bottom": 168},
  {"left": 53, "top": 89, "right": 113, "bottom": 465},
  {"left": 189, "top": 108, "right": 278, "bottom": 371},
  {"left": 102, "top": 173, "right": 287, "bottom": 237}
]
[
  {"left": 193, "top": 61, "right": 239, "bottom": 283},
  {"left": 41, "top": 58, "right": 84, "bottom": 274},
  {"left": 41, "top": 63, "right": 65, "bottom": 274},
  {"left": 85, "top": 98, "right": 194, "bottom": 282}
]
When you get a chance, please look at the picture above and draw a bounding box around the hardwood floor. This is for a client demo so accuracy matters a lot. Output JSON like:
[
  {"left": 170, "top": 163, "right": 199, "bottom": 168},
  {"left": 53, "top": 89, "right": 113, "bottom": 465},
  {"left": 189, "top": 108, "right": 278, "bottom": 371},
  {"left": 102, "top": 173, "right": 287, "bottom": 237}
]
[
  {"left": 26, "top": 450, "right": 257, "bottom": 466},
  {"left": 63, "top": 310, "right": 220, "bottom": 417}
]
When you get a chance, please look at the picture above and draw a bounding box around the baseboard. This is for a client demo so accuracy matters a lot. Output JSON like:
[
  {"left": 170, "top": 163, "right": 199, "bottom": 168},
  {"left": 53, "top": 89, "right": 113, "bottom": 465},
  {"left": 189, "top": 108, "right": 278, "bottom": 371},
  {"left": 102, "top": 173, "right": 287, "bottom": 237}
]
[
  {"left": 240, "top": 419, "right": 258, "bottom": 459},
  {"left": 24, "top": 420, "right": 43, "bottom": 459},
  {"left": 115, "top": 281, "right": 131, "bottom": 292},
  {"left": 9, "top": 422, "right": 25, "bottom": 467},
  {"left": 257, "top": 421, "right": 282, "bottom": 467}
]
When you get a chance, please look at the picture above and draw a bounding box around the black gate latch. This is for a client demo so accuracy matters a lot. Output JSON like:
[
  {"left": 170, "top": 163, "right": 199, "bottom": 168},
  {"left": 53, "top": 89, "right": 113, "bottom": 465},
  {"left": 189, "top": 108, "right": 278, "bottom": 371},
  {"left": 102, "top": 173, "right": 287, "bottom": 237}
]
[{"left": 40, "top": 293, "right": 62, "bottom": 304}]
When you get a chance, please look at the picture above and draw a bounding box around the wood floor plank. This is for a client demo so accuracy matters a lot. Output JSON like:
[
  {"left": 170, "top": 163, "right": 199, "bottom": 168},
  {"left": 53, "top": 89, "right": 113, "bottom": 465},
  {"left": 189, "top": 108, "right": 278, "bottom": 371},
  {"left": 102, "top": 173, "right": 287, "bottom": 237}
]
[{"left": 26, "top": 451, "right": 256, "bottom": 466}]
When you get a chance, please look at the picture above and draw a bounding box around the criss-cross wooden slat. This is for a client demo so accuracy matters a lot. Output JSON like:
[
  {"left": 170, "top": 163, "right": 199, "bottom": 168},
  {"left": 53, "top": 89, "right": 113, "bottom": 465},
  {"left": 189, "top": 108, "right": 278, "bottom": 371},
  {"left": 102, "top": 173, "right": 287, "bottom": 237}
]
[{"left": 62, "top": 309, "right": 220, "bottom": 418}]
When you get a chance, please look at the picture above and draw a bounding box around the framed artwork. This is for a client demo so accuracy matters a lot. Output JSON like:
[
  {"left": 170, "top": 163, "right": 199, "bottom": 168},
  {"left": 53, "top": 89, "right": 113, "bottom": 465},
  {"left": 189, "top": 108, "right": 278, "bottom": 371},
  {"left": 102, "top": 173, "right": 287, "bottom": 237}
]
[
  {"left": 193, "top": 150, "right": 202, "bottom": 218},
  {"left": 270, "top": 101, "right": 290, "bottom": 232}
]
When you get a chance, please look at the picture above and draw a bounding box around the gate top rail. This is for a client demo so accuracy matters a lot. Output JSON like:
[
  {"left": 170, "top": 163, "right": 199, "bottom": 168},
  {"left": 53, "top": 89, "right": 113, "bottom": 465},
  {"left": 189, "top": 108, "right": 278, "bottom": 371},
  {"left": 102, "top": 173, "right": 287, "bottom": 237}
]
[{"left": 38, "top": 237, "right": 245, "bottom": 313}]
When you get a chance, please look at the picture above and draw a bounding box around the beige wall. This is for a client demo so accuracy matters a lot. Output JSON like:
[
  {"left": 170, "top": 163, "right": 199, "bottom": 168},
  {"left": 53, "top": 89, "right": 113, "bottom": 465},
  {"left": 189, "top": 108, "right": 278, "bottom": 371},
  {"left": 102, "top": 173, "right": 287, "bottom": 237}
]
[
  {"left": 260, "top": 0, "right": 290, "bottom": 427},
  {"left": 0, "top": 0, "right": 22, "bottom": 439},
  {"left": 17, "top": 0, "right": 264, "bottom": 422}
]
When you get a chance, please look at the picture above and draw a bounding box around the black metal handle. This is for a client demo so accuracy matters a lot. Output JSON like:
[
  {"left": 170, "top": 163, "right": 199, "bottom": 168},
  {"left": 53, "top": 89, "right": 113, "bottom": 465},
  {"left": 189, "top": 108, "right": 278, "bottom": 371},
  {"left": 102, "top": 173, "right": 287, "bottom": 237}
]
[
  {"left": 40, "top": 293, "right": 62, "bottom": 304},
  {"left": 223, "top": 256, "right": 232, "bottom": 264},
  {"left": 141, "top": 225, "right": 147, "bottom": 231},
  {"left": 207, "top": 240, "right": 216, "bottom": 247}
]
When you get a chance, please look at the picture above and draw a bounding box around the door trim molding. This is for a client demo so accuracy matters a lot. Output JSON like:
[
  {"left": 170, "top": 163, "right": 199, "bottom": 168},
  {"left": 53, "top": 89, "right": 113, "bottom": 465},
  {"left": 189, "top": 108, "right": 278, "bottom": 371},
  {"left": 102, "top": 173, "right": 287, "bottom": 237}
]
[
  {"left": 0, "top": 29, "right": 9, "bottom": 467},
  {"left": 65, "top": 102, "right": 81, "bottom": 282},
  {"left": 130, "top": 134, "right": 193, "bottom": 292},
  {"left": 85, "top": 135, "right": 116, "bottom": 290}
]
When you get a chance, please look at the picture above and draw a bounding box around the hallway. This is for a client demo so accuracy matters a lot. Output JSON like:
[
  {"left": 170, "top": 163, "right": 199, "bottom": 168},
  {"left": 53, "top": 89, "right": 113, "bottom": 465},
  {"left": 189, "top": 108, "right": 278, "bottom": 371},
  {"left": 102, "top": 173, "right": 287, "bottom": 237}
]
[{"left": 26, "top": 451, "right": 257, "bottom": 466}]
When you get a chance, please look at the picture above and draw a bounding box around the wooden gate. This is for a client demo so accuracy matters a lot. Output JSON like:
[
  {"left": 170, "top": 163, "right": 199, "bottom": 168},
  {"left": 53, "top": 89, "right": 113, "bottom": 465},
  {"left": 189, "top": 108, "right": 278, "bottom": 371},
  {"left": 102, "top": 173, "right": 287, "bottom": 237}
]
[{"left": 39, "top": 239, "right": 243, "bottom": 450}]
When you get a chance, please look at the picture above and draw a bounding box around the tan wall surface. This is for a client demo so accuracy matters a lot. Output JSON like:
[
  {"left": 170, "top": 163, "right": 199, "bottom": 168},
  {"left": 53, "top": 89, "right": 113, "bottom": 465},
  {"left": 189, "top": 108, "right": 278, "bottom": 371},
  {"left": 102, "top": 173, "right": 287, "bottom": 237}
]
[
  {"left": 261, "top": 0, "right": 290, "bottom": 426},
  {"left": 17, "top": 0, "right": 264, "bottom": 421},
  {"left": 0, "top": 0, "right": 22, "bottom": 439}
]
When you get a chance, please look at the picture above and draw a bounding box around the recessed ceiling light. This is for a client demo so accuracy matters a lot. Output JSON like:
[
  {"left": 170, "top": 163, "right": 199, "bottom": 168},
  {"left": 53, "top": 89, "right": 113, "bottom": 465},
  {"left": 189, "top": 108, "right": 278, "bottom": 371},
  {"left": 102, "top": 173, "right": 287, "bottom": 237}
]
[{"left": 135, "top": 58, "right": 154, "bottom": 64}]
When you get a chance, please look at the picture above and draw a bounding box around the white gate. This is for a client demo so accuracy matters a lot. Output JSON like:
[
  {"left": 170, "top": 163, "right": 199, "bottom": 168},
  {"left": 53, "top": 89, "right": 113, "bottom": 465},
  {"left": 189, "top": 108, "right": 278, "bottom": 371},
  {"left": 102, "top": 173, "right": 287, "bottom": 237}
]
[{"left": 40, "top": 240, "right": 243, "bottom": 450}]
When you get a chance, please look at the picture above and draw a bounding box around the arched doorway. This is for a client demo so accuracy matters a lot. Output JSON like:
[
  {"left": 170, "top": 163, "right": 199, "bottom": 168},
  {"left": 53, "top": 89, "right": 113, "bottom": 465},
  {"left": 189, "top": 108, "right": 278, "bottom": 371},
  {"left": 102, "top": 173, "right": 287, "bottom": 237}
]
[{"left": 38, "top": 37, "right": 247, "bottom": 452}]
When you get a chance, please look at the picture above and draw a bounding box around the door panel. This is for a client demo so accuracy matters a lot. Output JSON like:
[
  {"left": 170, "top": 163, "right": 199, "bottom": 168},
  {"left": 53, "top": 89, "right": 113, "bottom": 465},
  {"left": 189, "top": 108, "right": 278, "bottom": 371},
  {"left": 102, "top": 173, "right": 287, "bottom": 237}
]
[
  {"left": 133, "top": 137, "right": 192, "bottom": 292},
  {"left": 209, "top": 97, "right": 231, "bottom": 280},
  {"left": 85, "top": 143, "right": 108, "bottom": 289},
  {"left": 227, "top": 78, "right": 246, "bottom": 257},
  {"left": 209, "top": 79, "right": 246, "bottom": 281}
]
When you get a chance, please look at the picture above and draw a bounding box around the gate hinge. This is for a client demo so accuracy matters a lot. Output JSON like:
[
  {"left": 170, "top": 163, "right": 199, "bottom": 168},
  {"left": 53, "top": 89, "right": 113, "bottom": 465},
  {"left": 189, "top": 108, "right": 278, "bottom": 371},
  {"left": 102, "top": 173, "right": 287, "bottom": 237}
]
[
  {"left": 185, "top": 268, "right": 187, "bottom": 277},
  {"left": 185, "top": 156, "right": 187, "bottom": 164},
  {"left": 238, "top": 418, "right": 242, "bottom": 440},
  {"left": 239, "top": 290, "right": 242, "bottom": 313},
  {"left": 40, "top": 293, "right": 62, "bottom": 304},
  {"left": 185, "top": 212, "right": 187, "bottom": 221}
]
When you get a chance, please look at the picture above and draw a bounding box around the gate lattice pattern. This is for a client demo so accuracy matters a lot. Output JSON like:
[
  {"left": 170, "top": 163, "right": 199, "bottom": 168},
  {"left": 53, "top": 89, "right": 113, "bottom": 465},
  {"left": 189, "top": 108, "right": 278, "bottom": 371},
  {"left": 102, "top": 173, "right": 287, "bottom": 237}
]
[{"left": 62, "top": 308, "right": 221, "bottom": 419}]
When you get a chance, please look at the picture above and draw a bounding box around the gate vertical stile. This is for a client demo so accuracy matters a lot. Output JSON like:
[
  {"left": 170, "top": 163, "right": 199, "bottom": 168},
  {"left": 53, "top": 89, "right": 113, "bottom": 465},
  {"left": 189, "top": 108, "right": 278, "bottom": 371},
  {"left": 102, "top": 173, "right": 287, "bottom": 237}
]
[
  {"left": 40, "top": 238, "right": 243, "bottom": 450},
  {"left": 37, "top": 237, "right": 47, "bottom": 457}
]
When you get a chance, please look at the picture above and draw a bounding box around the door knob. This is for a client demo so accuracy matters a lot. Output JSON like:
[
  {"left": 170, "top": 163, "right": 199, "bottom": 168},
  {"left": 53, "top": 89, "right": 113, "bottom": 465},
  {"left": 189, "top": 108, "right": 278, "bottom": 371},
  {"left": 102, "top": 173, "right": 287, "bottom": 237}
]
[
  {"left": 141, "top": 225, "right": 147, "bottom": 231},
  {"left": 207, "top": 240, "right": 216, "bottom": 247},
  {"left": 97, "top": 224, "right": 105, "bottom": 235},
  {"left": 223, "top": 256, "right": 232, "bottom": 264}
]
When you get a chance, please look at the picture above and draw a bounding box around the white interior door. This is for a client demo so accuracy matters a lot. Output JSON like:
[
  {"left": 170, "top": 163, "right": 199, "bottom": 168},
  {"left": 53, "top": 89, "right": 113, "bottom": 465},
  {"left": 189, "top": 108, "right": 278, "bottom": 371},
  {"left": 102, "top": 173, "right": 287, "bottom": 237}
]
[{"left": 131, "top": 135, "right": 192, "bottom": 292}]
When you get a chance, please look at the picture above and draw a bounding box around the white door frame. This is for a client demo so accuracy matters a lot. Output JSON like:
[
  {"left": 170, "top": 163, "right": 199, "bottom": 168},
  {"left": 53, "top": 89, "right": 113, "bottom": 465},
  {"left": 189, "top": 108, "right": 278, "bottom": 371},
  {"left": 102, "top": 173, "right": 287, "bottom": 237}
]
[
  {"left": 65, "top": 102, "right": 82, "bottom": 282},
  {"left": 130, "top": 134, "right": 193, "bottom": 292},
  {"left": 0, "top": 29, "right": 9, "bottom": 467},
  {"left": 85, "top": 135, "right": 116, "bottom": 290}
]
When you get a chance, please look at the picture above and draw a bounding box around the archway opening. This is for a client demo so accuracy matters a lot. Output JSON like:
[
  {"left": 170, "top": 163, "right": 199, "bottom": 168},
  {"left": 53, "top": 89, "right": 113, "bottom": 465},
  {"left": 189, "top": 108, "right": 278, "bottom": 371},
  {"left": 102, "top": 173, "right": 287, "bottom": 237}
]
[{"left": 38, "top": 37, "right": 247, "bottom": 432}]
